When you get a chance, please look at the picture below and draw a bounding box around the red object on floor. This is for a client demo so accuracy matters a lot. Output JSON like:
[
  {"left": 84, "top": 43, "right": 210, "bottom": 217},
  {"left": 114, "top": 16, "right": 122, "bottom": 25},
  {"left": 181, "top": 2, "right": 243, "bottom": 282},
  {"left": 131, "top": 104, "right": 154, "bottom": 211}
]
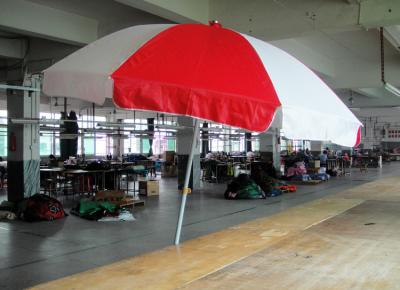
[{"left": 275, "top": 185, "right": 297, "bottom": 192}]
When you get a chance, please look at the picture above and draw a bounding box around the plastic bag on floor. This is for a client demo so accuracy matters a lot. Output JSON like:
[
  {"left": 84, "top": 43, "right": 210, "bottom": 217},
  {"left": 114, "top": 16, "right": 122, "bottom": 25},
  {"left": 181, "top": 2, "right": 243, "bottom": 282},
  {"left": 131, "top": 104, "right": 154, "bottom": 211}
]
[
  {"left": 0, "top": 210, "right": 16, "bottom": 220},
  {"left": 98, "top": 211, "right": 135, "bottom": 222}
]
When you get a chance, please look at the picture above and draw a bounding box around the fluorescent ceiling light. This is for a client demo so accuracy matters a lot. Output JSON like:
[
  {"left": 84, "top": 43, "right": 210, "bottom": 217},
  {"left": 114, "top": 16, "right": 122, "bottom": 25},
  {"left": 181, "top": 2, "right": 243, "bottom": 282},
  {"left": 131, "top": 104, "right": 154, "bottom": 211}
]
[
  {"left": 383, "top": 82, "right": 400, "bottom": 97},
  {"left": 10, "top": 118, "right": 40, "bottom": 124}
]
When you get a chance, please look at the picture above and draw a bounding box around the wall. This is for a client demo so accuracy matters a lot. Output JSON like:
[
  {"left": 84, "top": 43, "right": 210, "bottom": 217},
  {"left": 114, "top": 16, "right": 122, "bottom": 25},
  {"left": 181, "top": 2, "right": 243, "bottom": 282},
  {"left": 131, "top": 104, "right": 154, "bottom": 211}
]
[{"left": 354, "top": 107, "right": 400, "bottom": 150}]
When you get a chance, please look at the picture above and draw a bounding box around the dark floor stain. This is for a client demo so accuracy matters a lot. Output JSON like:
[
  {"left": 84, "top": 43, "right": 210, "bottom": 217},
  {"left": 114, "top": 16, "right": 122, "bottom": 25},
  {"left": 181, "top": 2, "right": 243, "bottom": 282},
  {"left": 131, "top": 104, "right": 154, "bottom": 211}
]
[{"left": 364, "top": 222, "right": 375, "bottom": 226}]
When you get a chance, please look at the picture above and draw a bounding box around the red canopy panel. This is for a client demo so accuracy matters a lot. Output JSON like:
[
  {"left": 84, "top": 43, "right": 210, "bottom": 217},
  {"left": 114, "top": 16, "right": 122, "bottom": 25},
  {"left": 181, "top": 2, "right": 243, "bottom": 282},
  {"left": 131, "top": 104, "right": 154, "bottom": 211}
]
[{"left": 112, "top": 23, "right": 281, "bottom": 132}]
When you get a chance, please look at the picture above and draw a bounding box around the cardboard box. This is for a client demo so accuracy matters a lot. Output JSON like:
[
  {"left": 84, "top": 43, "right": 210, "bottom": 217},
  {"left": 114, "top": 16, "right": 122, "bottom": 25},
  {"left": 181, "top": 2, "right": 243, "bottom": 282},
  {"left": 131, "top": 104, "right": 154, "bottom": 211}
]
[
  {"left": 118, "top": 197, "right": 145, "bottom": 207},
  {"left": 95, "top": 190, "right": 125, "bottom": 204},
  {"left": 309, "top": 160, "right": 320, "bottom": 168},
  {"left": 96, "top": 190, "right": 146, "bottom": 207},
  {"left": 163, "top": 151, "right": 175, "bottom": 163},
  {"left": 307, "top": 167, "right": 319, "bottom": 174},
  {"left": 161, "top": 164, "right": 177, "bottom": 177},
  {"left": 139, "top": 180, "right": 159, "bottom": 196}
]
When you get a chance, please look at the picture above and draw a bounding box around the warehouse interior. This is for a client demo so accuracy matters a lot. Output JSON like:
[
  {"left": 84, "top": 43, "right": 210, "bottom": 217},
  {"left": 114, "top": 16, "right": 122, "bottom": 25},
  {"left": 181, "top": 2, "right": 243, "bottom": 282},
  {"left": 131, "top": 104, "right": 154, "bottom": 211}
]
[{"left": 1, "top": 1, "right": 400, "bottom": 289}]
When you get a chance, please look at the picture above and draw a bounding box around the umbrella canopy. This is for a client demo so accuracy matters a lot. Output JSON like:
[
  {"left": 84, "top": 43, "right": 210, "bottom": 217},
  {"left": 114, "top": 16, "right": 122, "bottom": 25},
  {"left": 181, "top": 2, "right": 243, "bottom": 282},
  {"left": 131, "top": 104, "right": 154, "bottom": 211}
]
[{"left": 44, "top": 23, "right": 362, "bottom": 147}]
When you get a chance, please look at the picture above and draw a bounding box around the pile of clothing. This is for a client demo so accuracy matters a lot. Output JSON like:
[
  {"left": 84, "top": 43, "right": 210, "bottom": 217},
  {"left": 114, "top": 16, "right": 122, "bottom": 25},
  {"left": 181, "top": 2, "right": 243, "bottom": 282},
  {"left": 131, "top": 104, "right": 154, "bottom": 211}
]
[
  {"left": 1, "top": 194, "right": 68, "bottom": 222},
  {"left": 224, "top": 172, "right": 297, "bottom": 200},
  {"left": 0, "top": 201, "right": 16, "bottom": 221},
  {"left": 224, "top": 174, "right": 264, "bottom": 199},
  {"left": 286, "top": 161, "right": 307, "bottom": 177},
  {"left": 290, "top": 173, "right": 330, "bottom": 181},
  {"left": 309, "top": 173, "right": 330, "bottom": 181},
  {"left": 125, "top": 154, "right": 149, "bottom": 162}
]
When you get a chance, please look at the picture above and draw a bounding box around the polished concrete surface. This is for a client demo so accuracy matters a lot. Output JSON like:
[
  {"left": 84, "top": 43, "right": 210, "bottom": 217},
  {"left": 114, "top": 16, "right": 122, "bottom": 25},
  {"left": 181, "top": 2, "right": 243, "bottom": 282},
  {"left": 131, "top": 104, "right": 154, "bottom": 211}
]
[{"left": 1, "top": 163, "right": 400, "bottom": 289}]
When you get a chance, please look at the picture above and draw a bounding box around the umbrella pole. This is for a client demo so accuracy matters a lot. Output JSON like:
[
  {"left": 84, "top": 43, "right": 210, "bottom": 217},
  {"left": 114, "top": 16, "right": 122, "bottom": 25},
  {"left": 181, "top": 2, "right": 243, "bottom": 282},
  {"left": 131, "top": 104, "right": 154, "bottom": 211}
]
[{"left": 174, "top": 118, "right": 201, "bottom": 245}]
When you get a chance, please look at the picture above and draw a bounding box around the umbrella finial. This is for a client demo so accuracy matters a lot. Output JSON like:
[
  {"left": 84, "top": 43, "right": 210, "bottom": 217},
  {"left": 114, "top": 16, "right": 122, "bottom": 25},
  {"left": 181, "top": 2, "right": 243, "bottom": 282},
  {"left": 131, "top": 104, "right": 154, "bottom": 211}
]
[{"left": 209, "top": 20, "right": 222, "bottom": 28}]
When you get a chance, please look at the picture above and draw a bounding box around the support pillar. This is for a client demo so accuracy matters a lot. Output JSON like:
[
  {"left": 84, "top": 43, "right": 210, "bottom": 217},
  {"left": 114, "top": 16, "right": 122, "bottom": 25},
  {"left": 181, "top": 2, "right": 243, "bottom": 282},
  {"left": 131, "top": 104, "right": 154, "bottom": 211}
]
[
  {"left": 259, "top": 129, "right": 280, "bottom": 170},
  {"left": 7, "top": 75, "right": 40, "bottom": 202},
  {"left": 245, "top": 132, "right": 252, "bottom": 152},
  {"left": 176, "top": 117, "right": 200, "bottom": 190},
  {"left": 310, "top": 141, "right": 323, "bottom": 155},
  {"left": 201, "top": 122, "right": 209, "bottom": 158},
  {"left": 224, "top": 127, "right": 232, "bottom": 153},
  {"left": 112, "top": 119, "right": 124, "bottom": 158},
  {"left": 147, "top": 118, "right": 154, "bottom": 156}
]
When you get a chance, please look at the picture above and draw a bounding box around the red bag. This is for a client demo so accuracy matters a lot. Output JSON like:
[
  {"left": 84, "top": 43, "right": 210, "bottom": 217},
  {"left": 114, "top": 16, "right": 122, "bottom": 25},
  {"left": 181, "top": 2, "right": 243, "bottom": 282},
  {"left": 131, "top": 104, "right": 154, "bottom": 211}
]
[
  {"left": 274, "top": 185, "right": 297, "bottom": 192},
  {"left": 23, "top": 194, "right": 66, "bottom": 221}
]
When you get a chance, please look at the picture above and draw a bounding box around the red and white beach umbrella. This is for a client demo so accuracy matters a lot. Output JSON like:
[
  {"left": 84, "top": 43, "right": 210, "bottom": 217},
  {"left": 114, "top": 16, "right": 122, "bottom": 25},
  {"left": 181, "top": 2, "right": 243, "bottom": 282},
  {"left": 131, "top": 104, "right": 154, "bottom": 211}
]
[
  {"left": 43, "top": 22, "right": 362, "bottom": 244},
  {"left": 44, "top": 22, "right": 361, "bottom": 147}
]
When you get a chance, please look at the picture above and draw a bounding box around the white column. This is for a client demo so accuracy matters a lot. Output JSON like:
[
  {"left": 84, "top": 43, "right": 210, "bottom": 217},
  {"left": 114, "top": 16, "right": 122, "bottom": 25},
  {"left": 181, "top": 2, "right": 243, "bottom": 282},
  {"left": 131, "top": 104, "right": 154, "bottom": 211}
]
[
  {"left": 310, "top": 141, "right": 323, "bottom": 154},
  {"left": 259, "top": 129, "right": 280, "bottom": 170},
  {"left": 176, "top": 117, "right": 201, "bottom": 190},
  {"left": 7, "top": 74, "right": 40, "bottom": 202}
]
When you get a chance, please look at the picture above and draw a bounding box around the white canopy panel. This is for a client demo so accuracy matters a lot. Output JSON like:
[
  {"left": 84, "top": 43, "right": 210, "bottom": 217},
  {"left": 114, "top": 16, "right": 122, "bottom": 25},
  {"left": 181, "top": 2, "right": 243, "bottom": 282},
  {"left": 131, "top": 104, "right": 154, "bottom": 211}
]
[
  {"left": 43, "top": 24, "right": 174, "bottom": 104},
  {"left": 243, "top": 34, "right": 362, "bottom": 147}
]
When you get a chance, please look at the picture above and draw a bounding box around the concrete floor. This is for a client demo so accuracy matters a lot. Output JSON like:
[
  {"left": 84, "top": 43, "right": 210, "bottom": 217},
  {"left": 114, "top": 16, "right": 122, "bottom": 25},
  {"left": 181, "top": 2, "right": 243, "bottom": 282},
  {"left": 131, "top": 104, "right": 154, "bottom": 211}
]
[{"left": 1, "top": 163, "right": 399, "bottom": 289}]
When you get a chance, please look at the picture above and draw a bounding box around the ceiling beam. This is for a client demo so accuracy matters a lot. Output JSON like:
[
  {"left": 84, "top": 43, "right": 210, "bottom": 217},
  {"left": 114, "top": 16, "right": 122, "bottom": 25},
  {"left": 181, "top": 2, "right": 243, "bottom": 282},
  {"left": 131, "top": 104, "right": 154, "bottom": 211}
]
[
  {"left": 344, "top": 0, "right": 359, "bottom": 4},
  {"left": 383, "top": 25, "right": 400, "bottom": 51},
  {"left": 115, "top": 0, "right": 209, "bottom": 24},
  {"left": 0, "top": 0, "right": 98, "bottom": 45},
  {"left": 271, "top": 38, "right": 336, "bottom": 78},
  {"left": 359, "top": 0, "right": 400, "bottom": 28},
  {"left": 355, "top": 87, "right": 388, "bottom": 98},
  {"left": 337, "top": 88, "right": 400, "bottom": 108},
  {"left": 0, "top": 37, "right": 26, "bottom": 59}
]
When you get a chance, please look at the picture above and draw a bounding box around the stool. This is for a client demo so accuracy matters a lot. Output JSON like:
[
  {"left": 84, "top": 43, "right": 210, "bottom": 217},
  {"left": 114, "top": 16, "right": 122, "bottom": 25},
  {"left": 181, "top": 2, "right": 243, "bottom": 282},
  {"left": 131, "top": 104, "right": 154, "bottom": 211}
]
[
  {"left": 43, "top": 178, "right": 57, "bottom": 196},
  {"left": 360, "top": 164, "right": 368, "bottom": 173}
]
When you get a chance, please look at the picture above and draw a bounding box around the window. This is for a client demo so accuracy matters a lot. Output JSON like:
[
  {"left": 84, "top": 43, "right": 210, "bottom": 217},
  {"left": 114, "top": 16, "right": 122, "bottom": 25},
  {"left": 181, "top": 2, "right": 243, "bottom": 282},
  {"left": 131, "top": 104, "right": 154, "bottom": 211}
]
[
  {"left": 123, "top": 119, "right": 143, "bottom": 154},
  {"left": 122, "top": 118, "right": 176, "bottom": 155},
  {"left": 0, "top": 110, "right": 7, "bottom": 157},
  {"left": 40, "top": 112, "right": 60, "bottom": 156},
  {"left": 40, "top": 135, "right": 53, "bottom": 156},
  {"left": 251, "top": 139, "right": 260, "bottom": 151},
  {"left": 79, "top": 115, "right": 107, "bottom": 156},
  {"left": 167, "top": 139, "right": 176, "bottom": 151},
  {"left": 124, "top": 137, "right": 140, "bottom": 153},
  {"left": 83, "top": 137, "right": 95, "bottom": 155},
  {"left": 210, "top": 138, "right": 224, "bottom": 152},
  {"left": 142, "top": 138, "right": 150, "bottom": 154},
  {"left": 280, "top": 139, "right": 310, "bottom": 153}
]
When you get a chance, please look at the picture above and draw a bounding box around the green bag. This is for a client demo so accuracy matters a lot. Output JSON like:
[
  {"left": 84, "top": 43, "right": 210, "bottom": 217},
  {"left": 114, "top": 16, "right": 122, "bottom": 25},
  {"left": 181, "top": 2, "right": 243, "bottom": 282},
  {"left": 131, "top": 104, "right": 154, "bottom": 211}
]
[
  {"left": 235, "top": 181, "right": 263, "bottom": 199},
  {"left": 78, "top": 200, "right": 117, "bottom": 217}
]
